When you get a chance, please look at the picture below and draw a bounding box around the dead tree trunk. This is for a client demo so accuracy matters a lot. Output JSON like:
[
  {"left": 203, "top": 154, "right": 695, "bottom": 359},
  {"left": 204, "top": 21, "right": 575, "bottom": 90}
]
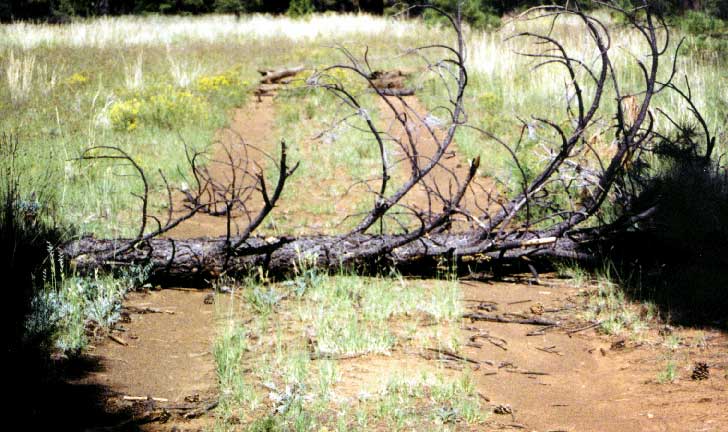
[
  {"left": 63, "top": 231, "right": 590, "bottom": 286},
  {"left": 61, "top": 2, "right": 717, "bottom": 286}
]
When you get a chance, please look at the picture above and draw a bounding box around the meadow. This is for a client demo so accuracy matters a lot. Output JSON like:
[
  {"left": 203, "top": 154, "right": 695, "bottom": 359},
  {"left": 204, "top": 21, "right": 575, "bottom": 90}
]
[
  {"left": 2, "top": 12, "right": 725, "bottom": 238},
  {"left": 3, "top": 9, "right": 727, "bottom": 430}
]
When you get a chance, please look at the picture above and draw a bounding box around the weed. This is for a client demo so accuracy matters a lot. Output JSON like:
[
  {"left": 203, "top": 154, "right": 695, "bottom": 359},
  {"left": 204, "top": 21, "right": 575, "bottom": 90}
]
[
  {"left": 658, "top": 359, "right": 679, "bottom": 383},
  {"left": 663, "top": 334, "right": 682, "bottom": 351},
  {"left": 5, "top": 51, "right": 35, "bottom": 105}
]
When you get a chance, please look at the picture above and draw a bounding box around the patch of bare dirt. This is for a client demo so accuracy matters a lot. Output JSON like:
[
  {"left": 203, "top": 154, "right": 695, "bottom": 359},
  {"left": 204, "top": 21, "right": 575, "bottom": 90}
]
[
  {"left": 459, "top": 279, "right": 728, "bottom": 432},
  {"left": 75, "top": 289, "right": 218, "bottom": 431}
]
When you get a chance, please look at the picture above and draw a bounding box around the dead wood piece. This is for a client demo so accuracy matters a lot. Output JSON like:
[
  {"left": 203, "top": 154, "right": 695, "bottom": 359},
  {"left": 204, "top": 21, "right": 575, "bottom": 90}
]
[
  {"left": 566, "top": 321, "right": 602, "bottom": 336},
  {"left": 375, "top": 87, "right": 415, "bottom": 96},
  {"left": 526, "top": 324, "right": 560, "bottom": 336},
  {"left": 505, "top": 369, "right": 550, "bottom": 376},
  {"left": 183, "top": 400, "right": 219, "bottom": 419},
  {"left": 464, "top": 312, "right": 558, "bottom": 326},
  {"left": 311, "top": 352, "right": 365, "bottom": 360},
  {"left": 124, "top": 306, "right": 175, "bottom": 314},
  {"left": 507, "top": 299, "right": 531, "bottom": 306},
  {"left": 259, "top": 66, "right": 304, "bottom": 84},
  {"left": 470, "top": 332, "right": 508, "bottom": 351},
  {"left": 475, "top": 301, "right": 499, "bottom": 312},
  {"left": 109, "top": 334, "right": 128, "bottom": 346},
  {"left": 426, "top": 347, "right": 489, "bottom": 367},
  {"left": 123, "top": 395, "right": 169, "bottom": 403},
  {"left": 536, "top": 345, "right": 564, "bottom": 356}
]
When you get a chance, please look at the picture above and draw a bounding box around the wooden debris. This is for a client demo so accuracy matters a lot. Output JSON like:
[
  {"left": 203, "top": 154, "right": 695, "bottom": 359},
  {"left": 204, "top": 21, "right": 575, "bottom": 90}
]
[
  {"left": 505, "top": 369, "right": 550, "bottom": 376},
  {"left": 426, "top": 347, "right": 490, "bottom": 367},
  {"left": 464, "top": 312, "right": 558, "bottom": 326},
  {"left": 536, "top": 345, "right": 564, "bottom": 356},
  {"left": 507, "top": 299, "right": 531, "bottom": 306},
  {"left": 475, "top": 301, "right": 499, "bottom": 312},
  {"left": 526, "top": 324, "right": 560, "bottom": 336},
  {"left": 566, "top": 321, "right": 602, "bottom": 336},
  {"left": 470, "top": 331, "right": 508, "bottom": 351},
  {"left": 376, "top": 87, "right": 415, "bottom": 96},
  {"left": 259, "top": 66, "right": 305, "bottom": 84},
  {"left": 123, "top": 395, "right": 169, "bottom": 403},
  {"left": 124, "top": 305, "right": 175, "bottom": 314},
  {"left": 109, "top": 334, "right": 128, "bottom": 346}
]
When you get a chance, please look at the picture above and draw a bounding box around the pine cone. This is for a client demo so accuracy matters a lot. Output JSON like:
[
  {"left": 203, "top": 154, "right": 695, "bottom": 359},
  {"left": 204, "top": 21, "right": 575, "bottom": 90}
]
[
  {"left": 530, "top": 303, "right": 545, "bottom": 315},
  {"left": 691, "top": 362, "right": 710, "bottom": 381},
  {"left": 493, "top": 404, "right": 513, "bottom": 415}
]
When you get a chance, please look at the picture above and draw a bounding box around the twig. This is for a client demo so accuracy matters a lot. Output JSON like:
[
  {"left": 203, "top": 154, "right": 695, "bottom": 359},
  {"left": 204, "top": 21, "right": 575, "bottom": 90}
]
[
  {"left": 426, "top": 347, "right": 489, "bottom": 366},
  {"left": 536, "top": 345, "right": 564, "bottom": 356},
  {"left": 109, "top": 334, "right": 128, "bottom": 346},
  {"left": 567, "top": 321, "right": 602, "bottom": 336},
  {"left": 123, "top": 395, "right": 169, "bottom": 402},
  {"left": 507, "top": 299, "right": 532, "bottom": 305},
  {"left": 464, "top": 312, "right": 558, "bottom": 326},
  {"left": 505, "top": 369, "right": 550, "bottom": 376},
  {"left": 124, "top": 306, "right": 175, "bottom": 314},
  {"left": 526, "top": 324, "right": 560, "bottom": 336}
]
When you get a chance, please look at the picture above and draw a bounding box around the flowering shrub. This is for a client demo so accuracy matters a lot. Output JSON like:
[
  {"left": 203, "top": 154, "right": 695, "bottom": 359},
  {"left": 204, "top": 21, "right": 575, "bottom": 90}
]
[
  {"left": 108, "top": 85, "right": 209, "bottom": 131},
  {"left": 196, "top": 68, "right": 249, "bottom": 103},
  {"left": 108, "top": 97, "right": 142, "bottom": 131},
  {"left": 65, "top": 72, "right": 89, "bottom": 86},
  {"left": 197, "top": 73, "right": 235, "bottom": 92},
  {"left": 145, "top": 86, "right": 208, "bottom": 127}
]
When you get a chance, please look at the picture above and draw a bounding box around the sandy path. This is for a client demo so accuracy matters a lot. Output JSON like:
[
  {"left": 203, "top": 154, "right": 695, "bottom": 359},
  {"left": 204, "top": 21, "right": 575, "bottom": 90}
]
[{"left": 460, "top": 280, "right": 728, "bottom": 432}]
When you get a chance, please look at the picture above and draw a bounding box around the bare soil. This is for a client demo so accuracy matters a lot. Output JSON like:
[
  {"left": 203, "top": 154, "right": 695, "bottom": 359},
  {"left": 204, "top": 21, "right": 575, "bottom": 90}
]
[{"left": 71, "top": 95, "right": 727, "bottom": 431}]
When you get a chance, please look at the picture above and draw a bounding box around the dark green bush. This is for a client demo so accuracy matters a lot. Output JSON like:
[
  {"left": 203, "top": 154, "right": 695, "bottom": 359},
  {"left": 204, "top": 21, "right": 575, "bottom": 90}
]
[
  {"left": 1, "top": 132, "right": 68, "bottom": 372},
  {"left": 614, "top": 129, "right": 728, "bottom": 325}
]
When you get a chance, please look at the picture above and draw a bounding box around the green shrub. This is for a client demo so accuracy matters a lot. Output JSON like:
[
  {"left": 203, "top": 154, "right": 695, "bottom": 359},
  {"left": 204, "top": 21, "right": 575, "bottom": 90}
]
[
  {"left": 422, "top": 0, "right": 502, "bottom": 30},
  {"left": 288, "top": 0, "right": 315, "bottom": 17}
]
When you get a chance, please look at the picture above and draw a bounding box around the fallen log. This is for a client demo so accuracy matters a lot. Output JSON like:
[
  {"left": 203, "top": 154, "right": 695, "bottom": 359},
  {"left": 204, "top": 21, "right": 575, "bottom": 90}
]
[
  {"left": 62, "top": 231, "right": 592, "bottom": 287},
  {"left": 259, "top": 66, "right": 305, "bottom": 84}
]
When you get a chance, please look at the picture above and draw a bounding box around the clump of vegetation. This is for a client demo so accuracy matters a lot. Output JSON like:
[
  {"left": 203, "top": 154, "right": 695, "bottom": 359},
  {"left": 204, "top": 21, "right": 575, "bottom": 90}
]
[
  {"left": 211, "top": 269, "right": 478, "bottom": 430},
  {"left": 1, "top": 133, "right": 66, "bottom": 361}
]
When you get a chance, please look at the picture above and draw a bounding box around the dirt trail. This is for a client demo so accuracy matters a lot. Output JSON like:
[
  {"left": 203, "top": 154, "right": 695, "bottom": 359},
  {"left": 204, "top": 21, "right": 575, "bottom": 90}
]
[
  {"left": 75, "top": 289, "right": 217, "bottom": 431},
  {"left": 377, "top": 95, "right": 495, "bottom": 227},
  {"left": 166, "top": 98, "right": 278, "bottom": 239}
]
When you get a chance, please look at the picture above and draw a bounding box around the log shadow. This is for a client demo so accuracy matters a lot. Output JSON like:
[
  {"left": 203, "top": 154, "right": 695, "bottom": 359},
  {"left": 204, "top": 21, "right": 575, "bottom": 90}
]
[{"left": 12, "top": 352, "right": 142, "bottom": 431}]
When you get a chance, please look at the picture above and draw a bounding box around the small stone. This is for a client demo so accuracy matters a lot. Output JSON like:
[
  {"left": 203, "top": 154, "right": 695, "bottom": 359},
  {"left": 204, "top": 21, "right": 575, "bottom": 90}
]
[
  {"left": 610, "top": 339, "right": 626, "bottom": 350},
  {"left": 203, "top": 293, "right": 215, "bottom": 305}
]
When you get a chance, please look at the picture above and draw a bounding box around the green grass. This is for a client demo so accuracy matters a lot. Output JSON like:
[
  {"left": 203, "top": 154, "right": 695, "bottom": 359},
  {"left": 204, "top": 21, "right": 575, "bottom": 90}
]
[
  {"left": 25, "top": 250, "right": 147, "bottom": 353},
  {"left": 657, "top": 358, "right": 679, "bottom": 384},
  {"left": 2, "top": 12, "right": 724, "bottom": 238},
  {"left": 210, "top": 269, "right": 483, "bottom": 431}
]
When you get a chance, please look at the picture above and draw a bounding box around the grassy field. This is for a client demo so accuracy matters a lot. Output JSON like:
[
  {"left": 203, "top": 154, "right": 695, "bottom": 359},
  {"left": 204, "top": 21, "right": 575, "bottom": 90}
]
[{"left": 2, "top": 12, "right": 725, "bottom": 238}]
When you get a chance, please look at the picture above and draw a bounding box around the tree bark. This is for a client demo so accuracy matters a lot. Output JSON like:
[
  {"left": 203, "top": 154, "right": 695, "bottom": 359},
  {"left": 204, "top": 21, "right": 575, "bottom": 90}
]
[{"left": 62, "top": 231, "right": 590, "bottom": 287}]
